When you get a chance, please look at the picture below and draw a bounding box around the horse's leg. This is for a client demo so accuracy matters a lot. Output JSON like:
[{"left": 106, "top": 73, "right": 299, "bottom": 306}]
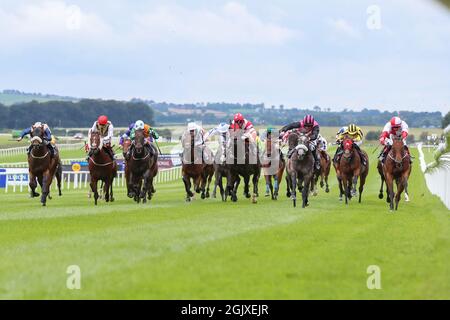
[
  {"left": 29, "top": 172, "right": 39, "bottom": 198},
  {"left": 56, "top": 165, "right": 62, "bottom": 196},
  {"left": 385, "top": 172, "right": 395, "bottom": 211},
  {"left": 290, "top": 172, "right": 297, "bottom": 207},
  {"left": 206, "top": 172, "right": 213, "bottom": 198},
  {"left": 127, "top": 172, "right": 135, "bottom": 198},
  {"left": 341, "top": 176, "right": 349, "bottom": 205},
  {"left": 233, "top": 175, "right": 241, "bottom": 202},
  {"left": 273, "top": 175, "right": 278, "bottom": 200},
  {"left": 379, "top": 175, "right": 385, "bottom": 199},
  {"left": 182, "top": 175, "right": 193, "bottom": 201},
  {"left": 325, "top": 169, "right": 330, "bottom": 193},
  {"left": 395, "top": 177, "right": 406, "bottom": 211},
  {"left": 243, "top": 175, "right": 251, "bottom": 198},
  {"left": 90, "top": 177, "right": 99, "bottom": 205},
  {"left": 110, "top": 176, "right": 115, "bottom": 202},
  {"left": 359, "top": 174, "right": 366, "bottom": 203},
  {"left": 264, "top": 175, "right": 271, "bottom": 197},
  {"left": 40, "top": 171, "right": 51, "bottom": 206},
  {"left": 351, "top": 173, "right": 359, "bottom": 198},
  {"left": 104, "top": 178, "right": 110, "bottom": 203},
  {"left": 252, "top": 173, "right": 259, "bottom": 204},
  {"left": 285, "top": 174, "right": 291, "bottom": 198},
  {"left": 302, "top": 175, "right": 311, "bottom": 208}
]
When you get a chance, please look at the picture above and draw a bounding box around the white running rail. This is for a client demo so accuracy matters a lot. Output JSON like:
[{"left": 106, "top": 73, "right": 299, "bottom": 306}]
[
  {"left": 0, "top": 166, "right": 182, "bottom": 193},
  {"left": 418, "top": 143, "right": 450, "bottom": 210},
  {"left": 0, "top": 143, "right": 84, "bottom": 158}
]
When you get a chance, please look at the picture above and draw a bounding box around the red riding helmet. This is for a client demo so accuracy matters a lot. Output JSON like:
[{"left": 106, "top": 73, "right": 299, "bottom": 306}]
[
  {"left": 234, "top": 113, "right": 245, "bottom": 127},
  {"left": 303, "top": 115, "right": 314, "bottom": 127},
  {"left": 98, "top": 115, "right": 108, "bottom": 125},
  {"left": 390, "top": 116, "right": 401, "bottom": 128}
]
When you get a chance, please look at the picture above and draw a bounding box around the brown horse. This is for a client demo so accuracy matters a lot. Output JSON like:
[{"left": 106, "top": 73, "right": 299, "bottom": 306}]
[
  {"left": 27, "top": 125, "right": 62, "bottom": 206},
  {"left": 261, "top": 133, "right": 285, "bottom": 200},
  {"left": 121, "top": 138, "right": 132, "bottom": 195},
  {"left": 377, "top": 159, "right": 410, "bottom": 203},
  {"left": 382, "top": 137, "right": 411, "bottom": 211},
  {"left": 335, "top": 138, "right": 369, "bottom": 204},
  {"left": 181, "top": 130, "right": 210, "bottom": 201},
  {"left": 126, "top": 129, "right": 158, "bottom": 203},
  {"left": 88, "top": 131, "right": 117, "bottom": 205},
  {"left": 318, "top": 149, "right": 331, "bottom": 193}
]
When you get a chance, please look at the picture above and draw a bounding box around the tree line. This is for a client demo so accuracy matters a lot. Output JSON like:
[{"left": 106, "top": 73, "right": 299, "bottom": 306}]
[{"left": 0, "top": 100, "right": 154, "bottom": 129}]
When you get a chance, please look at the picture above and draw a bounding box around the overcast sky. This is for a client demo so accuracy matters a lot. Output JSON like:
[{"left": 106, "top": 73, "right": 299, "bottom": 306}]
[{"left": 0, "top": 0, "right": 449, "bottom": 112}]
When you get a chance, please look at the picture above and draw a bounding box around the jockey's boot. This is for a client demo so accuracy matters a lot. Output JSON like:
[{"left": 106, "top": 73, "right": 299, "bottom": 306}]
[
  {"left": 378, "top": 146, "right": 389, "bottom": 163},
  {"left": 125, "top": 146, "right": 132, "bottom": 161},
  {"left": 354, "top": 144, "right": 367, "bottom": 166},
  {"left": 46, "top": 143, "right": 55, "bottom": 158},
  {"left": 313, "top": 150, "right": 321, "bottom": 170},
  {"left": 105, "top": 147, "right": 115, "bottom": 161},
  {"left": 333, "top": 146, "right": 342, "bottom": 163}
]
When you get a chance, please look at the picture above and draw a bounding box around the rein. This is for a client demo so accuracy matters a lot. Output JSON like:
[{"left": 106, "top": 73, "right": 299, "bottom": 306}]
[
  {"left": 132, "top": 148, "right": 150, "bottom": 161},
  {"left": 387, "top": 151, "right": 408, "bottom": 164},
  {"left": 30, "top": 150, "right": 49, "bottom": 159},
  {"left": 89, "top": 157, "right": 114, "bottom": 167}
]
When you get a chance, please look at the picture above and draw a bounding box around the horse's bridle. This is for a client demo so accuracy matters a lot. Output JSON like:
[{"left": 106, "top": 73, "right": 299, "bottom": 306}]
[{"left": 387, "top": 151, "right": 408, "bottom": 165}]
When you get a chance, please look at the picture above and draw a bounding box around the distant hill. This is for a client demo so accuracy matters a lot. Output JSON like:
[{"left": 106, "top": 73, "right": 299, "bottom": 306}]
[{"left": 0, "top": 89, "right": 78, "bottom": 106}]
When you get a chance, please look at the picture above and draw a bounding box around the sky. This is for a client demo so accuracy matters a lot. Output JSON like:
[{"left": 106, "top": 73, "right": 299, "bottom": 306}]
[{"left": 0, "top": 0, "right": 449, "bottom": 112}]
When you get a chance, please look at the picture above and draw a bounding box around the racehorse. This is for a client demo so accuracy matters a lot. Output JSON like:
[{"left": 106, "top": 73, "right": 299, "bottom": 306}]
[
  {"left": 261, "top": 132, "right": 285, "bottom": 200},
  {"left": 335, "top": 137, "right": 369, "bottom": 204},
  {"left": 212, "top": 135, "right": 230, "bottom": 201},
  {"left": 27, "top": 125, "right": 62, "bottom": 206},
  {"left": 181, "top": 130, "right": 211, "bottom": 201},
  {"left": 226, "top": 129, "right": 261, "bottom": 203},
  {"left": 382, "top": 136, "right": 411, "bottom": 211},
  {"left": 377, "top": 159, "right": 410, "bottom": 203},
  {"left": 126, "top": 129, "right": 158, "bottom": 203},
  {"left": 285, "top": 131, "right": 314, "bottom": 208},
  {"left": 88, "top": 131, "right": 117, "bottom": 205},
  {"left": 318, "top": 148, "right": 331, "bottom": 193}
]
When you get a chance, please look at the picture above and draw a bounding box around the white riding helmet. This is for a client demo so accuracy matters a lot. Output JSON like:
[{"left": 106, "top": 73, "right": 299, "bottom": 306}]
[
  {"left": 217, "top": 122, "right": 229, "bottom": 134},
  {"left": 33, "top": 122, "right": 42, "bottom": 128},
  {"left": 134, "top": 120, "right": 145, "bottom": 130},
  {"left": 187, "top": 122, "right": 199, "bottom": 132}
]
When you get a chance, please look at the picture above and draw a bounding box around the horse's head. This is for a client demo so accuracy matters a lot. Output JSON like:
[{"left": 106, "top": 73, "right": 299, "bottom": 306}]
[
  {"left": 30, "top": 125, "right": 44, "bottom": 149},
  {"left": 391, "top": 136, "right": 405, "bottom": 166},
  {"left": 292, "top": 133, "right": 309, "bottom": 160},
  {"left": 287, "top": 130, "right": 300, "bottom": 150},
  {"left": 342, "top": 137, "right": 354, "bottom": 160},
  {"left": 122, "top": 138, "right": 132, "bottom": 155},
  {"left": 134, "top": 129, "right": 145, "bottom": 154},
  {"left": 90, "top": 131, "right": 101, "bottom": 155}
]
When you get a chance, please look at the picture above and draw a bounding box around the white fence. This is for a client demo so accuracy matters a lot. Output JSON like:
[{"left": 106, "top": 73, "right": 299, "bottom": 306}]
[
  {"left": 0, "top": 166, "right": 182, "bottom": 193},
  {"left": 418, "top": 143, "right": 450, "bottom": 210},
  {"left": 0, "top": 143, "right": 84, "bottom": 158}
]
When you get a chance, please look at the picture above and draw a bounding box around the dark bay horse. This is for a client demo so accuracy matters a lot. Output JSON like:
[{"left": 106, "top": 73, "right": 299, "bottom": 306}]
[
  {"left": 261, "top": 132, "right": 285, "bottom": 200},
  {"left": 335, "top": 138, "right": 369, "bottom": 204},
  {"left": 285, "top": 132, "right": 314, "bottom": 208},
  {"left": 382, "top": 137, "right": 411, "bottom": 211},
  {"left": 126, "top": 129, "right": 158, "bottom": 203},
  {"left": 88, "top": 131, "right": 117, "bottom": 205},
  {"left": 28, "top": 125, "right": 62, "bottom": 206},
  {"left": 226, "top": 130, "right": 261, "bottom": 203},
  {"left": 181, "top": 130, "right": 211, "bottom": 201}
]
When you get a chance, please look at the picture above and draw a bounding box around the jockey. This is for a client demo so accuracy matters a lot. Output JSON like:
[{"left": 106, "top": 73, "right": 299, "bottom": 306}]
[
  {"left": 122, "top": 120, "right": 159, "bottom": 160},
  {"left": 17, "top": 122, "right": 56, "bottom": 157},
  {"left": 182, "top": 122, "right": 210, "bottom": 162},
  {"left": 333, "top": 124, "right": 367, "bottom": 166},
  {"left": 379, "top": 116, "right": 410, "bottom": 162},
  {"left": 204, "top": 122, "right": 230, "bottom": 163},
  {"left": 317, "top": 134, "right": 328, "bottom": 152},
  {"left": 280, "top": 115, "right": 321, "bottom": 170},
  {"left": 229, "top": 113, "right": 258, "bottom": 156},
  {"left": 87, "top": 115, "right": 115, "bottom": 161}
]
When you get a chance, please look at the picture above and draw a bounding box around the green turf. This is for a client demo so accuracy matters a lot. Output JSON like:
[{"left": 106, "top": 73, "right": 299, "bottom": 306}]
[{"left": 0, "top": 147, "right": 448, "bottom": 299}]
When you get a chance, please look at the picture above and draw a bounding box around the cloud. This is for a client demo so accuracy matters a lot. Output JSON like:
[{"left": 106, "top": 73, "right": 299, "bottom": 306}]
[
  {"left": 0, "top": 1, "right": 110, "bottom": 43},
  {"left": 133, "top": 2, "right": 296, "bottom": 45},
  {"left": 328, "top": 18, "right": 361, "bottom": 39}
]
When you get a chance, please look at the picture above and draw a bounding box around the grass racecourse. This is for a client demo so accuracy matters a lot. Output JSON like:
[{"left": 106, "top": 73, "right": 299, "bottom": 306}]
[{"left": 0, "top": 146, "right": 449, "bottom": 299}]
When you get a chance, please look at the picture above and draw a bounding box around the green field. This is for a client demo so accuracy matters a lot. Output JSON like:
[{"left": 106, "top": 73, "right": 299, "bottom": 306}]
[{"left": 0, "top": 147, "right": 448, "bottom": 299}]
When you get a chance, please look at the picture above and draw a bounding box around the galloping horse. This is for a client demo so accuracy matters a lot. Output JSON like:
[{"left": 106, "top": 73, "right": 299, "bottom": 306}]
[
  {"left": 261, "top": 132, "right": 285, "bottom": 200},
  {"left": 377, "top": 159, "right": 410, "bottom": 203},
  {"left": 318, "top": 148, "right": 331, "bottom": 193},
  {"left": 382, "top": 137, "right": 411, "bottom": 211},
  {"left": 335, "top": 137, "right": 369, "bottom": 204},
  {"left": 212, "top": 134, "right": 230, "bottom": 201},
  {"left": 285, "top": 131, "right": 314, "bottom": 208},
  {"left": 88, "top": 131, "right": 117, "bottom": 205},
  {"left": 126, "top": 129, "right": 159, "bottom": 203},
  {"left": 28, "top": 125, "right": 62, "bottom": 206},
  {"left": 181, "top": 130, "right": 211, "bottom": 201},
  {"left": 226, "top": 129, "right": 261, "bottom": 203}
]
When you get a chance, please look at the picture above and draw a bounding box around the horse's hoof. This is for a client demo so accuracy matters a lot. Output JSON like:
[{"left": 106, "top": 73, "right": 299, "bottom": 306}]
[
  {"left": 404, "top": 194, "right": 410, "bottom": 202},
  {"left": 339, "top": 197, "right": 343, "bottom": 201},
  {"left": 286, "top": 192, "right": 291, "bottom": 198},
  {"left": 186, "top": 198, "right": 191, "bottom": 202},
  {"left": 245, "top": 194, "right": 251, "bottom": 199},
  {"left": 378, "top": 193, "right": 383, "bottom": 199},
  {"left": 59, "top": 192, "right": 62, "bottom": 196},
  {"left": 42, "top": 203, "right": 46, "bottom": 207},
  {"left": 313, "top": 191, "right": 318, "bottom": 197},
  {"left": 325, "top": 188, "right": 329, "bottom": 193},
  {"left": 265, "top": 193, "right": 270, "bottom": 197},
  {"left": 206, "top": 192, "right": 210, "bottom": 198},
  {"left": 201, "top": 193, "right": 206, "bottom": 199}
]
